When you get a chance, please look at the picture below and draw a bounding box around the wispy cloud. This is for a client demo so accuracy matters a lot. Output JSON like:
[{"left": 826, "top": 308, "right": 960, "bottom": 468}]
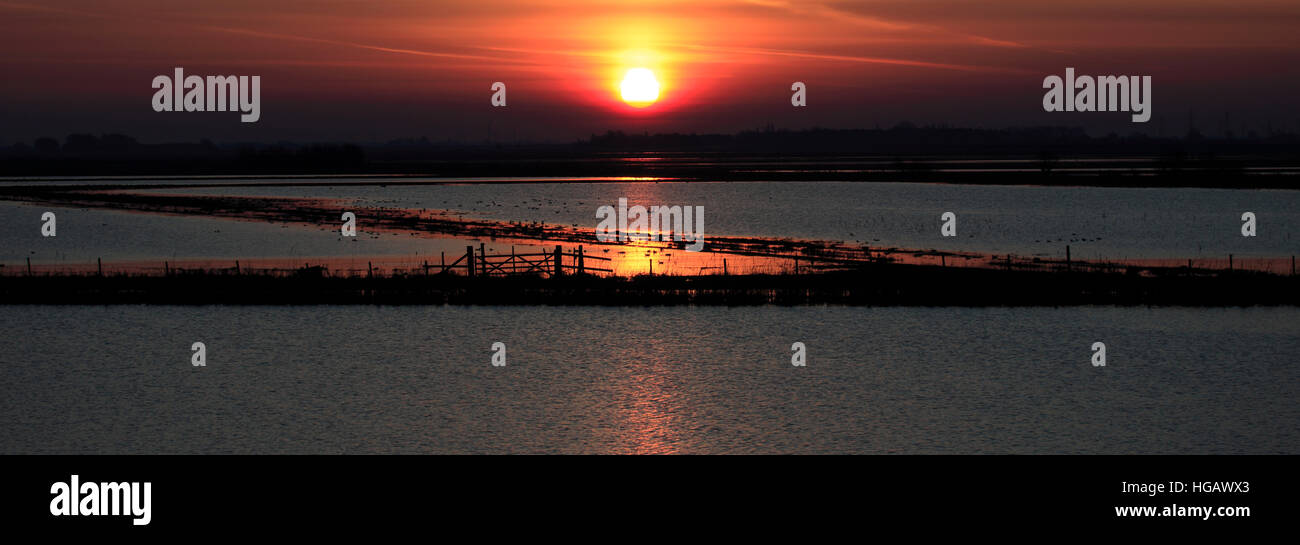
[
  {"left": 202, "top": 27, "right": 502, "bottom": 62},
  {"left": 741, "top": 0, "right": 913, "bottom": 31},
  {"left": 741, "top": 0, "right": 1030, "bottom": 49},
  {"left": 672, "top": 44, "right": 1035, "bottom": 74},
  {"left": 0, "top": 1, "right": 505, "bottom": 65}
]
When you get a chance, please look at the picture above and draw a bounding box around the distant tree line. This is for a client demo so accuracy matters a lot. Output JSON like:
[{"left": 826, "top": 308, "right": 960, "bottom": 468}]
[
  {"left": 1, "top": 134, "right": 364, "bottom": 175},
  {"left": 2, "top": 126, "right": 1297, "bottom": 177},
  {"left": 580, "top": 124, "right": 1300, "bottom": 156}
]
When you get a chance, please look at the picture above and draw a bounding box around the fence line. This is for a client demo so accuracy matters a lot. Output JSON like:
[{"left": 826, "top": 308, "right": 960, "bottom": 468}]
[{"left": 3, "top": 247, "right": 1295, "bottom": 279}]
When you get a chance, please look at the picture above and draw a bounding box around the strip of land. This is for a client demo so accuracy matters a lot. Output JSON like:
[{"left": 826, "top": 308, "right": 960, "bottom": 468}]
[
  {"left": 0, "top": 186, "right": 987, "bottom": 270},
  {"left": 2, "top": 263, "right": 1296, "bottom": 306},
  {"left": 3, "top": 186, "right": 1295, "bottom": 305}
]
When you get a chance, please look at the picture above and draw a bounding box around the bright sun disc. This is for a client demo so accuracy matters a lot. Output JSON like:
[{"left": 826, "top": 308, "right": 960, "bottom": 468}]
[{"left": 620, "top": 68, "right": 660, "bottom": 106}]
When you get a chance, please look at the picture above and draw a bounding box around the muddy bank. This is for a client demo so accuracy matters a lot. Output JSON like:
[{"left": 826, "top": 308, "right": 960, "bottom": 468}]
[
  {"left": 0, "top": 187, "right": 987, "bottom": 270},
  {"left": 2, "top": 186, "right": 1293, "bottom": 277}
]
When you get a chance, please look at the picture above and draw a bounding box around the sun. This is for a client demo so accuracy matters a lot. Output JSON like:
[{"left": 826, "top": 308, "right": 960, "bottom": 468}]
[{"left": 620, "top": 68, "right": 660, "bottom": 107}]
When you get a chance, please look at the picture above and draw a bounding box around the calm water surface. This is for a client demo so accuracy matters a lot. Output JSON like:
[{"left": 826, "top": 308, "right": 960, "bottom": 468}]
[
  {"left": 0, "top": 201, "right": 433, "bottom": 265},
  {"left": 153, "top": 180, "right": 1300, "bottom": 259},
  {"left": 5, "top": 180, "right": 1298, "bottom": 265},
  {"left": 1, "top": 305, "right": 1295, "bottom": 454}
]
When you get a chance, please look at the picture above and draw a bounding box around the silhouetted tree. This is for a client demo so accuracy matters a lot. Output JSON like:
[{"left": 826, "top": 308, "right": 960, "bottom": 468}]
[{"left": 33, "top": 137, "right": 59, "bottom": 154}]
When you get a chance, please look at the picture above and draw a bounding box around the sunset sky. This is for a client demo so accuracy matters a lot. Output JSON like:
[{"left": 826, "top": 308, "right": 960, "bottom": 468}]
[{"left": 1, "top": 0, "right": 1297, "bottom": 143}]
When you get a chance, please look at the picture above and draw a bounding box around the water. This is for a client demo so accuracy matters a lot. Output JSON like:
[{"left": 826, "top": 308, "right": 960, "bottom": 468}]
[
  {"left": 150, "top": 180, "right": 1300, "bottom": 259},
  {"left": 5, "top": 180, "right": 1298, "bottom": 265},
  {"left": 0, "top": 201, "right": 436, "bottom": 265},
  {"left": 2, "top": 305, "right": 1295, "bottom": 454}
]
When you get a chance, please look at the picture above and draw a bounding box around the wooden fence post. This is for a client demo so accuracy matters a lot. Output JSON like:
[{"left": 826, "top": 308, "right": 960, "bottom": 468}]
[
  {"left": 1066, "top": 245, "right": 1071, "bottom": 272},
  {"left": 97, "top": 257, "right": 102, "bottom": 277},
  {"left": 27, "top": 257, "right": 32, "bottom": 275},
  {"left": 577, "top": 246, "right": 585, "bottom": 275},
  {"left": 465, "top": 246, "right": 475, "bottom": 277},
  {"left": 554, "top": 246, "right": 562, "bottom": 276},
  {"left": 479, "top": 243, "right": 486, "bottom": 276}
]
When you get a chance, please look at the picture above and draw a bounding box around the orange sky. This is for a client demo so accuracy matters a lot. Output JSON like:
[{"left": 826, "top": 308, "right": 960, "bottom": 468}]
[{"left": 1, "top": 0, "right": 1298, "bottom": 142}]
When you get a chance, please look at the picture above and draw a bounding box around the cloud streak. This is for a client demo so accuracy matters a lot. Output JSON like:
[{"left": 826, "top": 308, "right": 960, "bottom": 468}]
[
  {"left": 741, "top": 0, "right": 1030, "bottom": 49},
  {"left": 672, "top": 44, "right": 1034, "bottom": 74}
]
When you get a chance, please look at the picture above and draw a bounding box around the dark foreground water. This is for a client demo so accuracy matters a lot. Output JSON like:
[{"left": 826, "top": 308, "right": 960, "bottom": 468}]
[{"left": 1, "top": 305, "right": 1296, "bottom": 454}]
